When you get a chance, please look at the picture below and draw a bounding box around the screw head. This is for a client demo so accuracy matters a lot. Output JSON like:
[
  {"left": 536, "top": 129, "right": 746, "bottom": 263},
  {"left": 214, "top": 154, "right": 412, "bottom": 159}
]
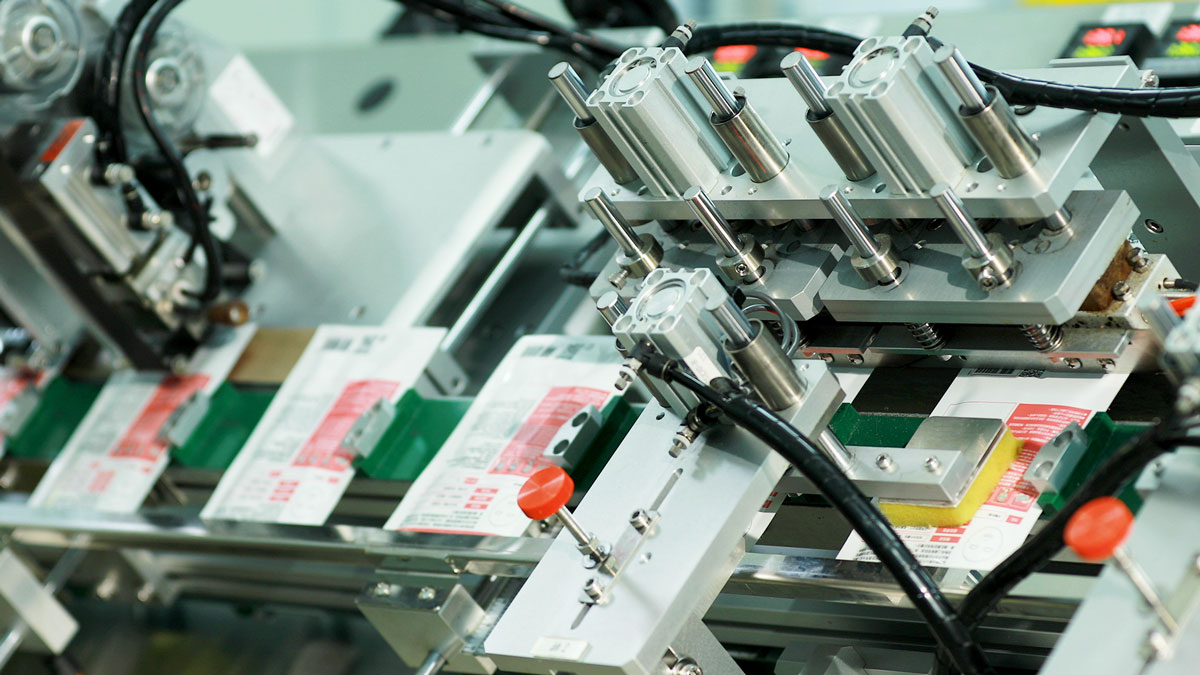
[
  {"left": 630, "top": 508, "right": 651, "bottom": 533},
  {"left": 417, "top": 586, "right": 436, "bottom": 601},
  {"left": 924, "top": 456, "right": 942, "bottom": 474},
  {"left": 1112, "top": 281, "right": 1132, "bottom": 300},
  {"left": 1146, "top": 629, "right": 1172, "bottom": 660},
  {"left": 875, "top": 454, "right": 895, "bottom": 472},
  {"left": 583, "top": 577, "right": 603, "bottom": 600},
  {"left": 817, "top": 353, "right": 835, "bottom": 363},
  {"left": 734, "top": 262, "right": 749, "bottom": 276},
  {"left": 1099, "top": 359, "right": 1116, "bottom": 372},
  {"left": 1064, "top": 358, "right": 1082, "bottom": 370},
  {"left": 978, "top": 269, "right": 998, "bottom": 290},
  {"left": 371, "top": 582, "right": 393, "bottom": 597},
  {"left": 848, "top": 354, "right": 864, "bottom": 365}
]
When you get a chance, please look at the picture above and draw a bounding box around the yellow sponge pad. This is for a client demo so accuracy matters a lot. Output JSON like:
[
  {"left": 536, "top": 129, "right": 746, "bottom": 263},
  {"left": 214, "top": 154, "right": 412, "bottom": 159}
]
[{"left": 879, "top": 430, "right": 1023, "bottom": 528}]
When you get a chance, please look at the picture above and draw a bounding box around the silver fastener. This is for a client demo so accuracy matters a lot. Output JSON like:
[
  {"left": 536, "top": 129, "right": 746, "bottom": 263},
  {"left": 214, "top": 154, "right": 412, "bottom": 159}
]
[
  {"left": 630, "top": 509, "right": 652, "bottom": 533},
  {"left": 876, "top": 454, "right": 896, "bottom": 472}
]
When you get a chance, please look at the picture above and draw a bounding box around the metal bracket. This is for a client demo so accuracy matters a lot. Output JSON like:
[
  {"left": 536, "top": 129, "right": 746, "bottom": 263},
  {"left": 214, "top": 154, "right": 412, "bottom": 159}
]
[
  {"left": 341, "top": 396, "right": 397, "bottom": 459},
  {"left": 543, "top": 403, "right": 602, "bottom": 468},
  {"left": 357, "top": 583, "right": 496, "bottom": 674},
  {"left": 158, "top": 390, "right": 212, "bottom": 448},
  {"left": 0, "top": 387, "right": 39, "bottom": 438},
  {"left": 1023, "top": 422, "right": 1088, "bottom": 495},
  {"left": 778, "top": 417, "right": 1006, "bottom": 505}
]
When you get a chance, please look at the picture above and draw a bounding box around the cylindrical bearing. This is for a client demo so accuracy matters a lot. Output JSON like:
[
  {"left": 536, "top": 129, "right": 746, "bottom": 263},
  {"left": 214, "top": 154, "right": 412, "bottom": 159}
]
[
  {"left": 727, "top": 320, "right": 806, "bottom": 410},
  {"left": 717, "top": 234, "right": 767, "bottom": 283},
  {"left": 575, "top": 118, "right": 639, "bottom": 185},
  {"left": 959, "top": 85, "right": 1040, "bottom": 179},
  {"left": 962, "top": 232, "right": 1017, "bottom": 290},
  {"left": 850, "top": 233, "right": 903, "bottom": 287},
  {"left": 808, "top": 111, "right": 875, "bottom": 182},
  {"left": 710, "top": 96, "right": 789, "bottom": 183},
  {"left": 616, "top": 234, "right": 663, "bottom": 278}
]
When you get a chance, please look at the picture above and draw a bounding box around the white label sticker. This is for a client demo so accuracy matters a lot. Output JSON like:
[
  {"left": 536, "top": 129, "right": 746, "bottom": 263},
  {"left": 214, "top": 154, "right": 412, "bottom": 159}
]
[
  {"left": 682, "top": 346, "right": 724, "bottom": 385},
  {"left": 29, "top": 326, "right": 254, "bottom": 513},
  {"left": 385, "top": 337, "right": 623, "bottom": 536},
  {"left": 1102, "top": 2, "right": 1173, "bottom": 34},
  {"left": 531, "top": 636, "right": 590, "bottom": 661},
  {"left": 201, "top": 325, "right": 445, "bottom": 526},
  {"left": 208, "top": 55, "right": 295, "bottom": 157},
  {"left": 837, "top": 369, "right": 1129, "bottom": 571}
]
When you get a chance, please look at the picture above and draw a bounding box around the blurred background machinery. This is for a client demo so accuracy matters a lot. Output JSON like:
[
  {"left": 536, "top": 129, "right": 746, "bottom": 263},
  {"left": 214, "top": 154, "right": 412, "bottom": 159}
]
[{"left": 1, "top": 1, "right": 1200, "bottom": 675}]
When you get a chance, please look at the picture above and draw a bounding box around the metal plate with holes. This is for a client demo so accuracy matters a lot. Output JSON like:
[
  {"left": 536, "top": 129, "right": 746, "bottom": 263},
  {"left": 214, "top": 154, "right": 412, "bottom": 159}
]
[
  {"left": 588, "top": 220, "right": 846, "bottom": 321},
  {"left": 1022, "top": 422, "right": 1088, "bottom": 495},
  {"left": 241, "top": 130, "right": 574, "bottom": 329},
  {"left": 587, "top": 60, "right": 1140, "bottom": 221},
  {"left": 778, "top": 417, "right": 1004, "bottom": 503},
  {"left": 485, "top": 360, "right": 842, "bottom": 674},
  {"left": 817, "top": 190, "right": 1137, "bottom": 324}
]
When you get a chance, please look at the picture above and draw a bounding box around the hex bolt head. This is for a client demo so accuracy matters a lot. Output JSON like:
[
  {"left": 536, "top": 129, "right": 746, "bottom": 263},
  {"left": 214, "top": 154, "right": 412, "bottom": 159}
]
[
  {"left": 583, "top": 577, "right": 603, "bottom": 601},
  {"left": 1127, "top": 250, "right": 1151, "bottom": 272},
  {"left": 630, "top": 508, "right": 651, "bottom": 533},
  {"left": 978, "top": 270, "right": 999, "bottom": 290}
]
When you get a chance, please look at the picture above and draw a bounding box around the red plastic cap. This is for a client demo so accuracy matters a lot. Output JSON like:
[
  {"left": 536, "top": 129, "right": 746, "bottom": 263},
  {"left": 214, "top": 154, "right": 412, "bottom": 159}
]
[
  {"left": 1064, "top": 496, "right": 1134, "bottom": 562},
  {"left": 518, "top": 466, "right": 574, "bottom": 521}
]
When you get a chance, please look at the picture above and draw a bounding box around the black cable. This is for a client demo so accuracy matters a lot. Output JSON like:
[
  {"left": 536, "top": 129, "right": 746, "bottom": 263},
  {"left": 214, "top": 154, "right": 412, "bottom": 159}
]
[
  {"left": 630, "top": 345, "right": 995, "bottom": 675},
  {"left": 129, "top": 0, "right": 221, "bottom": 302},
  {"left": 1170, "top": 278, "right": 1199, "bottom": 292},
  {"left": 560, "top": 229, "right": 611, "bottom": 287},
  {"left": 90, "top": 0, "right": 159, "bottom": 164},
  {"left": 956, "top": 419, "right": 1193, "bottom": 632},
  {"left": 683, "top": 22, "right": 1200, "bottom": 118},
  {"left": 475, "top": 0, "right": 624, "bottom": 60},
  {"left": 396, "top": 0, "right": 614, "bottom": 70},
  {"left": 685, "top": 22, "right": 862, "bottom": 58}
]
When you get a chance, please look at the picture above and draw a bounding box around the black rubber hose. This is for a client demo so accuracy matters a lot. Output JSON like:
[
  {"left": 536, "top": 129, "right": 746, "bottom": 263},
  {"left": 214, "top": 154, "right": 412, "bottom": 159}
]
[
  {"left": 397, "top": 0, "right": 612, "bottom": 70},
  {"left": 476, "top": 0, "right": 625, "bottom": 60},
  {"left": 685, "top": 22, "right": 1200, "bottom": 118},
  {"left": 686, "top": 22, "right": 862, "bottom": 58},
  {"left": 957, "top": 421, "right": 1191, "bottom": 630},
  {"left": 90, "top": 0, "right": 159, "bottom": 164},
  {"left": 129, "top": 0, "right": 221, "bottom": 303},
  {"left": 631, "top": 345, "right": 995, "bottom": 675}
]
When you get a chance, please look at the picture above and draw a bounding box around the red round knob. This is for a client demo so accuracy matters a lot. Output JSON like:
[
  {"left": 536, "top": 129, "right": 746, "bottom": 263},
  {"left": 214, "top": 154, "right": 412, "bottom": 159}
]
[
  {"left": 518, "top": 466, "right": 575, "bottom": 521},
  {"left": 1064, "top": 496, "right": 1134, "bottom": 562}
]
